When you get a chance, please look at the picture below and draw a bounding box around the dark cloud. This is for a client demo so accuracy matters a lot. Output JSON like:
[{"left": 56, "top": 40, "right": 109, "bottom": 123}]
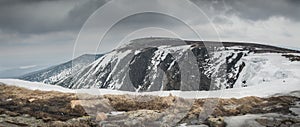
[
  {"left": 1, "top": 0, "right": 299, "bottom": 35},
  {"left": 0, "top": 0, "right": 108, "bottom": 34},
  {"left": 0, "top": 0, "right": 59, "bottom": 5},
  {"left": 68, "top": 0, "right": 108, "bottom": 26}
]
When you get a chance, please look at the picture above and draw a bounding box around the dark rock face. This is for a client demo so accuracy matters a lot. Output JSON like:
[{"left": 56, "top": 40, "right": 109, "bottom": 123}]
[
  {"left": 129, "top": 47, "right": 158, "bottom": 89},
  {"left": 225, "top": 52, "right": 244, "bottom": 88},
  {"left": 159, "top": 53, "right": 181, "bottom": 90},
  {"left": 191, "top": 47, "right": 211, "bottom": 91},
  {"left": 29, "top": 38, "right": 299, "bottom": 91}
]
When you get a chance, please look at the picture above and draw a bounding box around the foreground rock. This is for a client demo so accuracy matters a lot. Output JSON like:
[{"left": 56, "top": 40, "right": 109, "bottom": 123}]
[{"left": 0, "top": 84, "right": 299, "bottom": 126}]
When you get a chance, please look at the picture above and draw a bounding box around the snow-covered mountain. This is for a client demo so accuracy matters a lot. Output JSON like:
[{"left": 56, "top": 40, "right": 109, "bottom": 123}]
[
  {"left": 53, "top": 37, "right": 300, "bottom": 92},
  {"left": 19, "top": 54, "right": 103, "bottom": 84}
]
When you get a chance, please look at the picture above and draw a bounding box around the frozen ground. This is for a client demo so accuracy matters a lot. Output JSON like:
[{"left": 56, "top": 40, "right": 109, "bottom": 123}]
[
  {"left": 0, "top": 79, "right": 74, "bottom": 93},
  {"left": 0, "top": 77, "right": 299, "bottom": 99}
]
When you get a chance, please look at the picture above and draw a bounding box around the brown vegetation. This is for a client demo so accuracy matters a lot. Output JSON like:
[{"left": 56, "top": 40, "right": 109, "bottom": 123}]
[{"left": 0, "top": 84, "right": 299, "bottom": 126}]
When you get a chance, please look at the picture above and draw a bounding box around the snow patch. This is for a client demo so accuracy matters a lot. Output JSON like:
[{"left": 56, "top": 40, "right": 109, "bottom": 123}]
[
  {"left": 234, "top": 53, "right": 300, "bottom": 88},
  {"left": 0, "top": 79, "right": 74, "bottom": 93},
  {"left": 1, "top": 79, "right": 299, "bottom": 99}
]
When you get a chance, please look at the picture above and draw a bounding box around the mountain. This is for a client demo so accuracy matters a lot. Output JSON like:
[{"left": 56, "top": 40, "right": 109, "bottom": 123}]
[
  {"left": 53, "top": 37, "right": 300, "bottom": 92},
  {"left": 19, "top": 54, "right": 103, "bottom": 84}
]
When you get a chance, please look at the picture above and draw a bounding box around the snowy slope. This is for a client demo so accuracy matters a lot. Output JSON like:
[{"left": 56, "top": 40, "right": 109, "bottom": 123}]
[
  {"left": 234, "top": 53, "right": 300, "bottom": 88},
  {"left": 0, "top": 79, "right": 73, "bottom": 93},
  {"left": 19, "top": 54, "right": 103, "bottom": 84}
]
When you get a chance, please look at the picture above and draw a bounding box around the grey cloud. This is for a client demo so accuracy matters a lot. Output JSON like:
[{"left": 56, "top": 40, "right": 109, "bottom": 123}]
[
  {"left": 98, "top": 12, "right": 200, "bottom": 50},
  {"left": 0, "top": 0, "right": 108, "bottom": 34},
  {"left": 2, "top": 0, "right": 299, "bottom": 35},
  {"left": 212, "top": 16, "right": 234, "bottom": 24},
  {"left": 226, "top": 0, "right": 300, "bottom": 21},
  {"left": 191, "top": 0, "right": 300, "bottom": 21},
  {"left": 68, "top": 0, "right": 108, "bottom": 26},
  {"left": 0, "top": 0, "right": 59, "bottom": 5}
]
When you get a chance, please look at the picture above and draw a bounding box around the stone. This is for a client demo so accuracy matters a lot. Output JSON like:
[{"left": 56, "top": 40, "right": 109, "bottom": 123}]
[
  {"left": 71, "top": 100, "right": 81, "bottom": 109},
  {"left": 96, "top": 112, "right": 107, "bottom": 121},
  {"left": 207, "top": 116, "right": 225, "bottom": 127},
  {"left": 28, "top": 98, "right": 36, "bottom": 103}
]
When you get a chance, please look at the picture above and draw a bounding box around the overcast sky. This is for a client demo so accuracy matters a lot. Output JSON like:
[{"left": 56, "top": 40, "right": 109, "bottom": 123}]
[{"left": 0, "top": 0, "right": 300, "bottom": 72}]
